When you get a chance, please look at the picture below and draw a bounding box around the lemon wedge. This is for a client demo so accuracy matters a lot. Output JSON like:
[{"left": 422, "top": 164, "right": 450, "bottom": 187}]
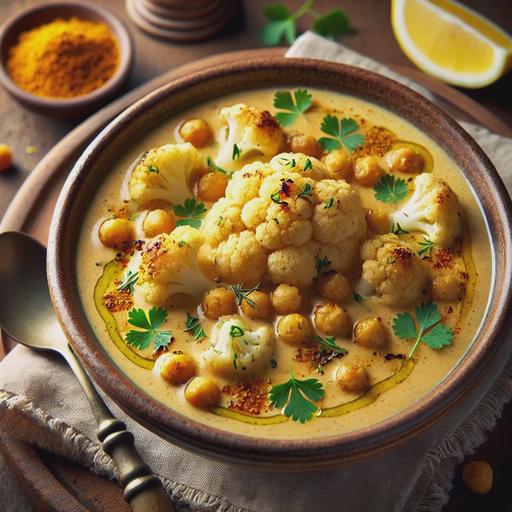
[{"left": 391, "top": 0, "right": 512, "bottom": 88}]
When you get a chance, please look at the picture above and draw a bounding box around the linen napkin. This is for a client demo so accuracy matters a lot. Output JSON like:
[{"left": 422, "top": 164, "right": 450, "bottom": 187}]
[{"left": 2, "top": 32, "right": 512, "bottom": 512}]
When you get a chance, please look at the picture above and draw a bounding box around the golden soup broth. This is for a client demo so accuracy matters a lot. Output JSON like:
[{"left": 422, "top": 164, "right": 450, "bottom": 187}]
[{"left": 77, "top": 88, "right": 492, "bottom": 439}]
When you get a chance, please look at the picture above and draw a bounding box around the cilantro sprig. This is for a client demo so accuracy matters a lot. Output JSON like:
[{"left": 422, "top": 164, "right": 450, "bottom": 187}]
[
  {"left": 319, "top": 115, "right": 365, "bottom": 152},
  {"left": 269, "top": 372, "right": 325, "bottom": 423},
  {"left": 118, "top": 271, "right": 138, "bottom": 294},
  {"left": 273, "top": 89, "right": 312, "bottom": 127},
  {"left": 231, "top": 283, "right": 261, "bottom": 309},
  {"left": 173, "top": 198, "right": 207, "bottom": 229},
  {"left": 261, "top": 1, "right": 350, "bottom": 46},
  {"left": 184, "top": 313, "right": 206, "bottom": 341},
  {"left": 126, "top": 307, "right": 172, "bottom": 350},
  {"left": 374, "top": 174, "right": 408, "bottom": 204},
  {"left": 392, "top": 302, "right": 453, "bottom": 359},
  {"left": 316, "top": 335, "right": 348, "bottom": 354}
]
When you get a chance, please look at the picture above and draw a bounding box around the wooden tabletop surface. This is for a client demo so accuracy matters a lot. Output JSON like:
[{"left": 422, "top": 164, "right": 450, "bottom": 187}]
[{"left": 0, "top": 1, "right": 511, "bottom": 511}]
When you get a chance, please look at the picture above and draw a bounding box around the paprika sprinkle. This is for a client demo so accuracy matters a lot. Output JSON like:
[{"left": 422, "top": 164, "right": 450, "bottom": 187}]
[{"left": 7, "top": 17, "right": 119, "bottom": 99}]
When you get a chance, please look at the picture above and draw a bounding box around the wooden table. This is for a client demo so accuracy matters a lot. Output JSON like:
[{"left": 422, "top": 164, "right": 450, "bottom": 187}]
[{"left": 0, "top": 1, "right": 511, "bottom": 511}]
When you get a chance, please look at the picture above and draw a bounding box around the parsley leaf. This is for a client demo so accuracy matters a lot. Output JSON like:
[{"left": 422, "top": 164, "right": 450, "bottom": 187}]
[
  {"left": 269, "top": 372, "right": 325, "bottom": 423},
  {"left": 273, "top": 89, "right": 312, "bottom": 127},
  {"left": 319, "top": 115, "right": 365, "bottom": 152},
  {"left": 392, "top": 302, "right": 453, "bottom": 358},
  {"left": 418, "top": 238, "right": 435, "bottom": 258},
  {"left": 126, "top": 307, "right": 172, "bottom": 350},
  {"left": 232, "top": 144, "right": 241, "bottom": 160},
  {"left": 374, "top": 174, "right": 408, "bottom": 204},
  {"left": 304, "top": 158, "right": 313, "bottom": 172},
  {"left": 207, "top": 156, "right": 229, "bottom": 175},
  {"left": 315, "top": 256, "right": 333, "bottom": 276},
  {"left": 312, "top": 9, "right": 350, "bottom": 39},
  {"left": 184, "top": 313, "right": 206, "bottom": 341},
  {"left": 118, "top": 271, "right": 138, "bottom": 294},
  {"left": 229, "top": 325, "right": 244, "bottom": 338},
  {"left": 316, "top": 335, "right": 348, "bottom": 354},
  {"left": 297, "top": 183, "right": 313, "bottom": 200},
  {"left": 173, "top": 198, "right": 207, "bottom": 229},
  {"left": 231, "top": 283, "right": 261, "bottom": 309}
]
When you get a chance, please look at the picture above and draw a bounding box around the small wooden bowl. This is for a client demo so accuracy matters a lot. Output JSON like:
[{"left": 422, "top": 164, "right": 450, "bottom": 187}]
[{"left": 0, "top": 2, "right": 133, "bottom": 119}]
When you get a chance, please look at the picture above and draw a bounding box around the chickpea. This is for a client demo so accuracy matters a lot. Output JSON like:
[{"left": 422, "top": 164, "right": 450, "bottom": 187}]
[
  {"left": 432, "top": 275, "right": 463, "bottom": 301},
  {"left": 160, "top": 353, "right": 196, "bottom": 385},
  {"left": 197, "top": 172, "right": 228, "bottom": 202},
  {"left": 241, "top": 290, "right": 272, "bottom": 320},
  {"left": 179, "top": 118, "right": 213, "bottom": 148},
  {"left": 317, "top": 273, "right": 350, "bottom": 303},
  {"left": 289, "top": 134, "right": 322, "bottom": 159},
  {"left": 202, "top": 288, "right": 237, "bottom": 320},
  {"left": 366, "top": 209, "right": 390, "bottom": 234},
  {"left": 0, "top": 143, "right": 13, "bottom": 173},
  {"left": 337, "top": 365, "right": 370, "bottom": 393},
  {"left": 271, "top": 284, "right": 302, "bottom": 314},
  {"left": 462, "top": 461, "right": 493, "bottom": 494},
  {"left": 98, "top": 218, "right": 134, "bottom": 248},
  {"left": 354, "top": 156, "right": 384, "bottom": 187},
  {"left": 388, "top": 147, "right": 424, "bottom": 174},
  {"left": 277, "top": 314, "right": 313, "bottom": 346},
  {"left": 185, "top": 377, "right": 220, "bottom": 409},
  {"left": 353, "top": 317, "right": 388, "bottom": 351},
  {"left": 314, "top": 303, "right": 352, "bottom": 337},
  {"left": 323, "top": 150, "right": 353, "bottom": 180},
  {"left": 143, "top": 209, "right": 175, "bottom": 238}
]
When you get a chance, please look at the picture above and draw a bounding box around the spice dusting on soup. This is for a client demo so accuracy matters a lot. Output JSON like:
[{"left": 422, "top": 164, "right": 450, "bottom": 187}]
[{"left": 78, "top": 88, "right": 491, "bottom": 438}]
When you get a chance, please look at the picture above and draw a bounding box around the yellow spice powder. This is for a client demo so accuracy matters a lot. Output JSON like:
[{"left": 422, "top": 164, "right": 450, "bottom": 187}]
[{"left": 7, "top": 17, "right": 119, "bottom": 99}]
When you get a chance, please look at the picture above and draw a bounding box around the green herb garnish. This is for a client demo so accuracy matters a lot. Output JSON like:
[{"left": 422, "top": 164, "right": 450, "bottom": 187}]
[
  {"left": 231, "top": 283, "right": 261, "bottom": 309},
  {"left": 146, "top": 164, "right": 160, "bottom": 174},
  {"left": 319, "top": 115, "right": 365, "bottom": 152},
  {"left": 315, "top": 256, "right": 333, "bottom": 276},
  {"left": 418, "top": 238, "right": 435, "bottom": 258},
  {"left": 374, "top": 174, "right": 408, "bottom": 204},
  {"left": 229, "top": 325, "right": 245, "bottom": 338},
  {"left": 392, "top": 302, "right": 453, "bottom": 359},
  {"left": 232, "top": 143, "right": 241, "bottom": 160},
  {"left": 324, "top": 198, "right": 334, "bottom": 209},
  {"left": 297, "top": 183, "right": 313, "bottom": 200},
  {"left": 173, "top": 198, "right": 207, "bottom": 229},
  {"left": 277, "top": 155, "right": 296, "bottom": 168},
  {"left": 353, "top": 292, "right": 365, "bottom": 304},
  {"left": 273, "top": 89, "right": 312, "bottom": 127},
  {"left": 304, "top": 158, "right": 313, "bottom": 172},
  {"left": 118, "top": 271, "right": 138, "bottom": 294},
  {"left": 126, "top": 307, "right": 172, "bottom": 350},
  {"left": 269, "top": 372, "right": 325, "bottom": 423},
  {"left": 316, "top": 335, "right": 348, "bottom": 354},
  {"left": 391, "top": 222, "right": 409, "bottom": 235},
  {"left": 316, "top": 364, "right": 325, "bottom": 375},
  {"left": 184, "top": 313, "right": 206, "bottom": 341},
  {"left": 207, "top": 156, "right": 229, "bottom": 175}
]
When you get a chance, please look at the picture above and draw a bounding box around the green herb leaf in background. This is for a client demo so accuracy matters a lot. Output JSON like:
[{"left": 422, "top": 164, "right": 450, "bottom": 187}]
[
  {"left": 173, "top": 198, "right": 207, "bottom": 229},
  {"left": 374, "top": 174, "right": 408, "bottom": 204}
]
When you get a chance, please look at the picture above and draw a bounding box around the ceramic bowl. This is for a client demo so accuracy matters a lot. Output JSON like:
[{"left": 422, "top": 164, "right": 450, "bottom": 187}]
[
  {"left": 0, "top": 1, "right": 133, "bottom": 119},
  {"left": 47, "top": 58, "right": 512, "bottom": 469}
]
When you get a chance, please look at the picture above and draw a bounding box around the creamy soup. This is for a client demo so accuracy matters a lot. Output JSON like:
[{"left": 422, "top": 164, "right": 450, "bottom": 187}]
[{"left": 77, "top": 88, "right": 492, "bottom": 439}]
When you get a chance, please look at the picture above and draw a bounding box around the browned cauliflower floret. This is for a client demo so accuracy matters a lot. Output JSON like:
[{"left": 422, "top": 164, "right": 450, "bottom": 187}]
[
  {"left": 269, "top": 152, "right": 328, "bottom": 180},
  {"left": 225, "top": 161, "right": 274, "bottom": 206},
  {"left": 312, "top": 179, "right": 366, "bottom": 244},
  {"left": 201, "top": 197, "right": 244, "bottom": 247},
  {"left": 308, "top": 236, "right": 360, "bottom": 274},
  {"left": 267, "top": 246, "right": 316, "bottom": 288},
  {"left": 361, "top": 234, "right": 428, "bottom": 306}
]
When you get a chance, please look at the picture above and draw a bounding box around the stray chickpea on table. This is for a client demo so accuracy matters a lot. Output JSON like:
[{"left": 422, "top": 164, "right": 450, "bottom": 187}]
[{"left": 0, "top": 144, "right": 13, "bottom": 173}]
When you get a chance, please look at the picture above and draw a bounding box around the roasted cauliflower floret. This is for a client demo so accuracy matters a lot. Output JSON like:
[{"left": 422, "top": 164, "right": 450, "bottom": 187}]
[
  {"left": 210, "top": 230, "right": 267, "bottom": 286},
  {"left": 138, "top": 226, "right": 212, "bottom": 304},
  {"left": 201, "top": 197, "right": 244, "bottom": 247},
  {"left": 269, "top": 152, "right": 328, "bottom": 180},
  {"left": 203, "top": 317, "right": 274, "bottom": 376},
  {"left": 312, "top": 179, "right": 366, "bottom": 244},
  {"left": 390, "top": 173, "right": 462, "bottom": 246},
  {"left": 361, "top": 234, "right": 428, "bottom": 306},
  {"left": 225, "top": 161, "right": 274, "bottom": 206},
  {"left": 215, "top": 104, "right": 286, "bottom": 171},
  {"left": 267, "top": 246, "right": 316, "bottom": 288},
  {"left": 129, "top": 143, "right": 203, "bottom": 207},
  {"left": 308, "top": 237, "right": 360, "bottom": 274}
]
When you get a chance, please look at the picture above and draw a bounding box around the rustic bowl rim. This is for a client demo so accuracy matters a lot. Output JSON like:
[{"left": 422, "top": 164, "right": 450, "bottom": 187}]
[
  {"left": 47, "top": 57, "right": 512, "bottom": 469},
  {"left": 0, "top": 1, "right": 133, "bottom": 112}
]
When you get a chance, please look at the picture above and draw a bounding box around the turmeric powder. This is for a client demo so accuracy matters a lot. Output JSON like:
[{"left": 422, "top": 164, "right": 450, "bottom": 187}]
[{"left": 7, "top": 17, "right": 119, "bottom": 99}]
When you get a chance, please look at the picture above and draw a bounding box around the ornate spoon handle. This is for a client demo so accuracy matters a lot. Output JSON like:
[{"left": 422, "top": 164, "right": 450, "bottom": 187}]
[{"left": 61, "top": 344, "right": 175, "bottom": 512}]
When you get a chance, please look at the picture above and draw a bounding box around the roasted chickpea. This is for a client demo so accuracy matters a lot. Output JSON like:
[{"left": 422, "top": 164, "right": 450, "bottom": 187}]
[
  {"left": 323, "top": 150, "right": 353, "bottom": 180},
  {"left": 462, "top": 461, "right": 493, "bottom": 494},
  {"left": 317, "top": 273, "right": 350, "bottom": 303},
  {"left": 277, "top": 314, "right": 313, "bottom": 346},
  {"left": 353, "top": 317, "right": 388, "bottom": 351},
  {"left": 432, "top": 275, "right": 463, "bottom": 301},
  {"left": 388, "top": 147, "right": 424, "bottom": 174},
  {"left": 197, "top": 172, "right": 228, "bottom": 202},
  {"left": 159, "top": 353, "right": 196, "bottom": 384},
  {"left": 202, "top": 288, "right": 237, "bottom": 320},
  {"left": 241, "top": 290, "right": 272, "bottom": 320},
  {"left": 185, "top": 377, "right": 220, "bottom": 409},
  {"left": 179, "top": 118, "right": 213, "bottom": 148},
  {"left": 0, "top": 143, "right": 13, "bottom": 173},
  {"left": 289, "top": 134, "right": 322, "bottom": 159},
  {"left": 366, "top": 209, "right": 390, "bottom": 234},
  {"left": 143, "top": 209, "right": 175, "bottom": 238},
  {"left": 314, "top": 303, "right": 352, "bottom": 337},
  {"left": 354, "top": 156, "right": 384, "bottom": 187},
  {"left": 337, "top": 365, "right": 370, "bottom": 393},
  {"left": 271, "top": 284, "right": 302, "bottom": 314},
  {"left": 98, "top": 218, "right": 134, "bottom": 248}
]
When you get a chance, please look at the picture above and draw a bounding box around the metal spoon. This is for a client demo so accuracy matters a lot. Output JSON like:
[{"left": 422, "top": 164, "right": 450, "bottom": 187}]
[{"left": 0, "top": 231, "right": 175, "bottom": 512}]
